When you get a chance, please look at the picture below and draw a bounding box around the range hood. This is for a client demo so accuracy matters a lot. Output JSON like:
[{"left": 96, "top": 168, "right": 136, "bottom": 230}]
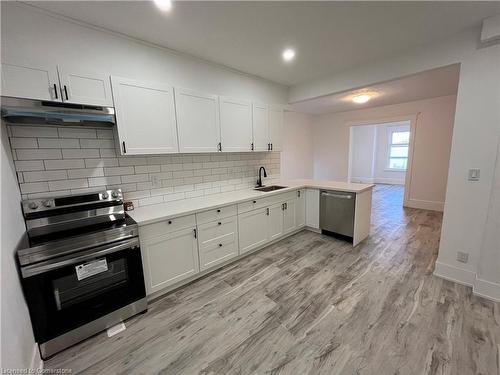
[{"left": 1, "top": 97, "right": 115, "bottom": 126}]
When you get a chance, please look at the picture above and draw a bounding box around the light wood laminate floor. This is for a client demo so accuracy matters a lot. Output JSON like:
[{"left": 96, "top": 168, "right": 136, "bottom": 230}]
[{"left": 46, "top": 185, "right": 500, "bottom": 374}]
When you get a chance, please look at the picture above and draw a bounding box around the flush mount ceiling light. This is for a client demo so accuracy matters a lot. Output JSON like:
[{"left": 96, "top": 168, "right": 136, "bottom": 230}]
[
  {"left": 282, "top": 48, "right": 296, "bottom": 62},
  {"left": 352, "top": 94, "right": 372, "bottom": 104},
  {"left": 154, "top": 0, "right": 172, "bottom": 12}
]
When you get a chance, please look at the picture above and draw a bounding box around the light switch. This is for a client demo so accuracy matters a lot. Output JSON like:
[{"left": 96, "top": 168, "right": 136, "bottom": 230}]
[{"left": 468, "top": 168, "right": 480, "bottom": 181}]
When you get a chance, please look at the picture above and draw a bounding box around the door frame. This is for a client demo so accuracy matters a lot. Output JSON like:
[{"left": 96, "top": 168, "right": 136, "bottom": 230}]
[{"left": 346, "top": 114, "right": 418, "bottom": 208}]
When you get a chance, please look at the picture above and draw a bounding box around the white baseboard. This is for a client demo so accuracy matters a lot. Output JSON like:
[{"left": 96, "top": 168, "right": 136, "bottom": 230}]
[
  {"left": 373, "top": 177, "right": 405, "bottom": 185},
  {"left": 474, "top": 277, "right": 500, "bottom": 302},
  {"left": 404, "top": 198, "right": 444, "bottom": 212},
  {"left": 434, "top": 261, "right": 500, "bottom": 302},
  {"left": 433, "top": 261, "right": 476, "bottom": 286},
  {"left": 349, "top": 177, "right": 374, "bottom": 184},
  {"left": 30, "top": 343, "right": 43, "bottom": 370}
]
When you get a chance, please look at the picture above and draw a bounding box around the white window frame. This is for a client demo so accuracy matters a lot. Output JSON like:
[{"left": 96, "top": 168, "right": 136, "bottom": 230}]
[{"left": 386, "top": 127, "right": 410, "bottom": 171}]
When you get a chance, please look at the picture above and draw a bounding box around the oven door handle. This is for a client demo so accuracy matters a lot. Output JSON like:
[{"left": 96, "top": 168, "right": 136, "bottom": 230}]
[{"left": 21, "top": 238, "right": 139, "bottom": 278}]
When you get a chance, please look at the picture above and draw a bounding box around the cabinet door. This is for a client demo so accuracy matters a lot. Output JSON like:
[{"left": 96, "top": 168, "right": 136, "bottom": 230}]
[
  {"left": 306, "top": 188, "right": 320, "bottom": 229},
  {"left": 58, "top": 66, "right": 113, "bottom": 106},
  {"left": 111, "top": 76, "right": 179, "bottom": 155},
  {"left": 238, "top": 208, "right": 269, "bottom": 254},
  {"left": 220, "top": 96, "right": 252, "bottom": 152},
  {"left": 252, "top": 103, "right": 269, "bottom": 151},
  {"left": 269, "top": 106, "right": 284, "bottom": 152},
  {"left": 142, "top": 227, "right": 199, "bottom": 294},
  {"left": 283, "top": 199, "right": 296, "bottom": 234},
  {"left": 175, "top": 88, "right": 220, "bottom": 153},
  {"left": 1, "top": 62, "right": 60, "bottom": 101},
  {"left": 268, "top": 203, "right": 284, "bottom": 241},
  {"left": 296, "top": 189, "right": 306, "bottom": 228}
]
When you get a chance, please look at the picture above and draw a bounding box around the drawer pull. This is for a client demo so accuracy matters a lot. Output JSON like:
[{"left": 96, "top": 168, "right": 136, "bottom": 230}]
[
  {"left": 253, "top": 200, "right": 257, "bottom": 204},
  {"left": 217, "top": 209, "right": 221, "bottom": 213},
  {"left": 219, "top": 243, "right": 222, "bottom": 247},
  {"left": 168, "top": 220, "right": 172, "bottom": 224},
  {"left": 218, "top": 222, "right": 222, "bottom": 225}
]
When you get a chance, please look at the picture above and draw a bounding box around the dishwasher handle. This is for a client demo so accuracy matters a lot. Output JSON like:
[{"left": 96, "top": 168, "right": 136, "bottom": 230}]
[{"left": 321, "top": 191, "right": 354, "bottom": 200}]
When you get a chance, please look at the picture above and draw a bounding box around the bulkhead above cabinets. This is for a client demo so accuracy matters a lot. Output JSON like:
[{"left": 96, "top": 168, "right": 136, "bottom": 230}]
[{"left": 1, "top": 60, "right": 284, "bottom": 156}]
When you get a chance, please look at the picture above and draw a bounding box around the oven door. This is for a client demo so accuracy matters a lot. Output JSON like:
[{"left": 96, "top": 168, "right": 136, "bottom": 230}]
[{"left": 21, "top": 237, "right": 146, "bottom": 344}]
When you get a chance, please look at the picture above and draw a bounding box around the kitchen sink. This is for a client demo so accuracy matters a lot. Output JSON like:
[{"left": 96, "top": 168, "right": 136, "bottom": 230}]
[{"left": 254, "top": 185, "right": 288, "bottom": 192}]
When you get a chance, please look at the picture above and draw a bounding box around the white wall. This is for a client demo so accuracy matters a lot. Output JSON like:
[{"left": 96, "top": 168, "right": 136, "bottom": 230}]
[
  {"left": 1, "top": 3, "right": 287, "bottom": 105},
  {"left": 350, "top": 125, "right": 376, "bottom": 183},
  {"left": 0, "top": 122, "right": 36, "bottom": 370},
  {"left": 281, "top": 111, "right": 314, "bottom": 180},
  {"left": 313, "top": 95, "right": 456, "bottom": 211},
  {"left": 435, "top": 44, "right": 500, "bottom": 300}
]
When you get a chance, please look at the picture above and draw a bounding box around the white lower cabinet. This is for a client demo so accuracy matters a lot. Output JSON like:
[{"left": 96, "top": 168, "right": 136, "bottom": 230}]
[
  {"left": 141, "top": 227, "right": 199, "bottom": 294},
  {"left": 283, "top": 199, "right": 296, "bottom": 234},
  {"left": 296, "top": 189, "right": 306, "bottom": 228},
  {"left": 268, "top": 203, "right": 284, "bottom": 240},
  {"left": 238, "top": 208, "right": 269, "bottom": 254},
  {"left": 198, "top": 216, "right": 238, "bottom": 270}
]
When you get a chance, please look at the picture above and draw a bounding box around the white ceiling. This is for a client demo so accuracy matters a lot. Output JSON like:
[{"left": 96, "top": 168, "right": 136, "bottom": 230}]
[
  {"left": 23, "top": 1, "right": 499, "bottom": 86},
  {"left": 290, "top": 64, "right": 460, "bottom": 114}
]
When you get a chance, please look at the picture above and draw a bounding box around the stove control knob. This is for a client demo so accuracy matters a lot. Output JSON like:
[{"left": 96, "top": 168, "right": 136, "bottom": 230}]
[
  {"left": 102, "top": 192, "right": 109, "bottom": 199},
  {"left": 111, "top": 191, "right": 119, "bottom": 198},
  {"left": 42, "top": 200, "right": 52, "bottom": 208},
  {"left": 28, "top": 202, "right": 39, "bottom": 210}
]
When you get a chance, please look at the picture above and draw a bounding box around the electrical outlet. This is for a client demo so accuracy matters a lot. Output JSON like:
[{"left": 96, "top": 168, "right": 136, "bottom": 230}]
[
  {"left": 151, "top": 175, "right": 161, "bottom": 188},
  {"left": 456, "top": 251, "right": 469, "bottom": 263},
  {"left": 468, "top": 168, "right": 480, "bottom": 181}
]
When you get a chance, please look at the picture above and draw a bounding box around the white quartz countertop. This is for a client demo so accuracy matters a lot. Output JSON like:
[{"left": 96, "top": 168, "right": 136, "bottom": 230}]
[{"left": 128, "top": 179, "right": 373, "bottom": 226}]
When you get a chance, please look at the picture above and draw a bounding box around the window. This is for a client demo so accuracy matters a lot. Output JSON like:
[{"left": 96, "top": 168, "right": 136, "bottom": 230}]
[{"left": 387, "top": 130, "right": 410, "bottom": 170}]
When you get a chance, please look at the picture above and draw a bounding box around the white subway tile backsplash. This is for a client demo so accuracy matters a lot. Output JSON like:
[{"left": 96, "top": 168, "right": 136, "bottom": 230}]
[
  {"left": 8, "top": 124, "right": 280, "bottom": 208},
  {"left": 15, "top": 160, "right": 44, "bottom": 171},
  {"left": 49, "top": 179, "right": 88, "bottom": 191},
  {"left": 96, "top": 129, "right": 114, "bottom": 139},
  {"left": 80, "top": 139, "right": 115, "bottom": 149},
  {"left": 62, "top": 149, "right": 100, "bottom": 159},
  {"left": 104, "top": 166, "right": 135, "bottom": 176},
  {"left": 67, "top": 168, "right": 104, "bottom": 179},
  {"left": 23, "top": 170, "right": 67, "bottom": 182},
  {"left": 45, "top": 159, "right": 85, "bottom": 170},
  {"left": 38, "top": 138, "right": 80, "bottom": 149},
  {"left": 10, "top": 138, "right": 38, "bottom": 149},
  {"left": 11, "top": 126, "right": 58, "bottom": 138},
  {"left": 16, "top": 149, "right": 62, "bottom": 160},
  {"left": 20, "top": 182, "right": 50, "bottom": 194},
  {"left": 58, "top": 128, "right": 97, "bottom": 139},
  {"left": 88, "top": 176, "right": 121, "bottom": 187},
  {"left": 84, "top": 158, "right": 119, "bottom": 168}
]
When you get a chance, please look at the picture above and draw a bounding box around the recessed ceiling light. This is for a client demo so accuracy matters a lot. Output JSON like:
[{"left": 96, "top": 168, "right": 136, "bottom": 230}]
[
  {"left": 352, "top": 94, "right": 371, "bottom": 104},
  {"left": 154, "top": 0, "right": 172, "bottom": 12},
  {"left": 282, "top": 48, "right": 296, "bottom": 62}
]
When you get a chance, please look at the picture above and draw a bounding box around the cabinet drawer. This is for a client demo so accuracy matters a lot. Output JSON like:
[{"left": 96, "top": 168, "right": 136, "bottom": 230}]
[
  {"left": 199, "top": 234, "right": 238, "bottom": 271},
  {"left": 196, "top": 204, "right": 237, "bottom": 225},
  {"left": 140, "top": 214, "right": 196, "bottom": 239},
  {"left": 198, "top": 216, "right": 237, "bottom": 248},
  {"left": 237, "top": 191, "right": 297, "bottom": 213}
]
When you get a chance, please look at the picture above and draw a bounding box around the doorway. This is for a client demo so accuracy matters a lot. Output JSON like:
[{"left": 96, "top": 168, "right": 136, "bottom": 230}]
[{"left": 348, "top": 120, "right": 412, "bottom": 204}]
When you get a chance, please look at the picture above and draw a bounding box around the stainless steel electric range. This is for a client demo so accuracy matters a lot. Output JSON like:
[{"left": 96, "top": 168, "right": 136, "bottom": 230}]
[{"left": 17, "top": 189, "right": 147, "bottom": 359}]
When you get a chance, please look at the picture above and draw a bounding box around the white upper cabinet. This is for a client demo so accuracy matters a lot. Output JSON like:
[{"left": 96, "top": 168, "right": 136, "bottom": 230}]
[
  {"left": 57, "top": 66, "right": 113, "bottom": 107},
  {"left": 1, "top": 62, "right": 60, "bottom": 101},
  {"left": 219, "top": 96, "right": 253, "bottom": 152},
  {"left": 175, "top": 88, "right": 220, "bottom": 153},
  {"left": 252, "top": 103, "right": 269, "bottom": 151},
  {"left": 269, "top": 106, "right": 284, "bottom": 152},
  {"left": 111, "top": 76, "right": 179, "bottom": 155}
]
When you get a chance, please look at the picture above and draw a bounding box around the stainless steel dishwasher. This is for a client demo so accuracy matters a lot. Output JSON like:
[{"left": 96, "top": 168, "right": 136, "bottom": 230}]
[{"left": 320, "top": 190, "right": 356, "bottom": 238}]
